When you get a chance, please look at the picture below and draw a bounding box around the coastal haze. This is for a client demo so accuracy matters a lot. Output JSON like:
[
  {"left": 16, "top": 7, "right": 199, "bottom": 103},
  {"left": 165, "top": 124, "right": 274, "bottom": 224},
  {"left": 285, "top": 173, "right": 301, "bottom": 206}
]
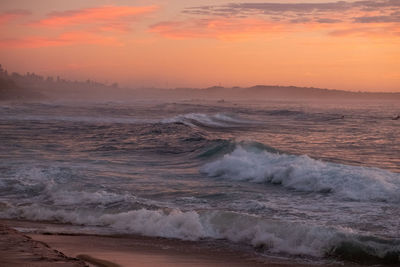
[
  {"left": 1, "top": 65, "right": 400, "bottom": 102},
  {"left": 1, "top": 0, "right": 400, "bottom": 92},
  {"left": 1, "top": 1, "right": 400, "bottom": 267}
]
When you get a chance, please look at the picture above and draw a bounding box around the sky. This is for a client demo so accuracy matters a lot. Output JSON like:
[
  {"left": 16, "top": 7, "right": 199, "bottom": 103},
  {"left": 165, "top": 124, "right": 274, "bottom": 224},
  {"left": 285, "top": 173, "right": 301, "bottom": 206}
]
[{"left": 0, "top": 0, "right": 399, "bottom": 92}]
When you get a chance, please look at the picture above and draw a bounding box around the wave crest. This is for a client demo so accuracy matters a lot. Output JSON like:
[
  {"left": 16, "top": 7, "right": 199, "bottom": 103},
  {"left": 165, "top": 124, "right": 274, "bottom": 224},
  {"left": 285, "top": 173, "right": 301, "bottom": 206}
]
[
  {"left": 162, "top": 113, "right": 256, "bottom": 128},
  {"left": 2, "top": 205, "right": 399, "bottom": 263},
  {"left": 201, "top": 145, "right": 400, "bottom": 202}
]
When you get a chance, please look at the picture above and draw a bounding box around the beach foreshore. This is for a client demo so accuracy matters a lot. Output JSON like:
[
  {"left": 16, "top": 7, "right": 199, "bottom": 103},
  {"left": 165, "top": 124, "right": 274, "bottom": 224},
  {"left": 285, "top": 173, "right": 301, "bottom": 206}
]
[
  {"left": 0, "top": 219, "right": 351, "bottom": 267},
  {"left": 0, "top": 223, "right": 86, "bottom": 266}
]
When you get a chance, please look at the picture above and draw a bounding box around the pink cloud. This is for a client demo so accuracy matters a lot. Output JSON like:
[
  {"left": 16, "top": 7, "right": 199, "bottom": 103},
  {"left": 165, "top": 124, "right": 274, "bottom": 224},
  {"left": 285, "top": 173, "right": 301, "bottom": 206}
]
[
  {"left": 150, "top": 16, "right": 400, "bottom": 41},
  {"left": 150, "top": 18, "right": 287, "bottom": 40},
  {"left": 31, "top": 5, "right": 158, "bottom": 32},
  {"left": 329, "top": 24, "right": 400, "bottom": 38},
  {"left": 0, "top": 5, "right": 159, "bottom": 48},
  {"left": 0, "top": 31, "right": 123, "bottom": 48},
  {"left": 149, "top": 1, "right": 400, "bottom": 40},
  {"left": 0, "top": 9, "right": 31, "bottom": 25}
]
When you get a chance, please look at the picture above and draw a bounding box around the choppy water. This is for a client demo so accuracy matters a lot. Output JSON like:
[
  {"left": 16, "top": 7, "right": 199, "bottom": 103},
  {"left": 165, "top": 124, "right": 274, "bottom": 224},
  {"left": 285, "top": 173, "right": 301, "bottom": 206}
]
[{"left": 0, "top": 100, "right": 399, "bottom": 264}]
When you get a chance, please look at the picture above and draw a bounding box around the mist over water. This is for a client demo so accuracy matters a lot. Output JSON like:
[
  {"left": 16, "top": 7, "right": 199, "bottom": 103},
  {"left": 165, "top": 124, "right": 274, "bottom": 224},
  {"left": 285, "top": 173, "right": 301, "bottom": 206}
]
[{"left": 0, "top": 99, "right": 399, "bottom": 264}]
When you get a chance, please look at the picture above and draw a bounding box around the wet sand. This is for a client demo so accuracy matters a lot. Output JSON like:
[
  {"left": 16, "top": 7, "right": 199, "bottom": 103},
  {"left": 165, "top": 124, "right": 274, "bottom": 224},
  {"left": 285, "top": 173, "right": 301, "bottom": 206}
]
[
  {"left": 0, "top": 219, "right": 350, "bottom": 267},
  {"left": 29, "top": 233, "right": 295, "bottom": 267},
  {"left": 0, "top": 224, "right": 86, "bottom": 267}
]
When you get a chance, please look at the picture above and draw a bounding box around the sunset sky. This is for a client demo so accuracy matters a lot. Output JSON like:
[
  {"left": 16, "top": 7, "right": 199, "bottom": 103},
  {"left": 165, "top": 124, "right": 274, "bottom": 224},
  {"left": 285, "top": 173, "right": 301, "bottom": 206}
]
[{"left": 0, "top": 0, "right": 399, "bottom": 92}]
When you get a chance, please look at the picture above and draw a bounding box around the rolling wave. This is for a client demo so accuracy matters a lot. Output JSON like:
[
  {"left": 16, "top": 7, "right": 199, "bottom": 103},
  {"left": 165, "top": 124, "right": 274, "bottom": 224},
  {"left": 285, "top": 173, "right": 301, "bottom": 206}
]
[
  {"left": 201, "top": 144, "right": 400, "bottom": 202},
  {"left": 2, "top": 204, "right": 398, "bottom": 264},
  {"left": 0, "top": 112, "right": 256, "bottom": 128},
  {"left": 1, "top": 163, "right": 399, "bottom": 264},
  {"left": 161, "top": 113, "right": 258, "bottom": 128}
]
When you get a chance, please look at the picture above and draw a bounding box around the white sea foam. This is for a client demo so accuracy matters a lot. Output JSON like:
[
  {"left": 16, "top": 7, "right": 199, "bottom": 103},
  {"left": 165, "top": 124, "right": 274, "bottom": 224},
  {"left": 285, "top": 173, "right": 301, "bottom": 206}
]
[
  {"left": 1, "top": 166, "right": 136, "bottom": 207},
  {"left": 201, "top": 146, "right": 400, "bottom": 202},
  {"left": 1, "top": 165, "right": 398, "bottom": 258},
  {"left": 5, "top": 205, "right": 205, "bottom": 240},
  {"left": 2, "top": 205, "right": 398, "bottom": 259}
]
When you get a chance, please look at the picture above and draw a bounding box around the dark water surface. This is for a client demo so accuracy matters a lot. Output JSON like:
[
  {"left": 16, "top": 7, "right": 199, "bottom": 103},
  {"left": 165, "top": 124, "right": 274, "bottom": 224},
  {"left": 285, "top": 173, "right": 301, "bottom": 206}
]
[{"left": 0, "top": 100, "right": 399, "bottom": 264}]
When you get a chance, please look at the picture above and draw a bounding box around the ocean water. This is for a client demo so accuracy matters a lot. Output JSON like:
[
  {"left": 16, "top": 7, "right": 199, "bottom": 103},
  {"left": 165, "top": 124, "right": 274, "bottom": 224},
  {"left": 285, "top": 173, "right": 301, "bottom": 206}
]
[{"left": 0, "top": 100, "right": 399, "bottom": 264}]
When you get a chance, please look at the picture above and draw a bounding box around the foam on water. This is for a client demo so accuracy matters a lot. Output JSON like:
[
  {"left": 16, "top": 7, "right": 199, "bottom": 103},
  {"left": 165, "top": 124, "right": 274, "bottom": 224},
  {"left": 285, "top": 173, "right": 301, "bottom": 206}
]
[
  {"left": 1, "top": 204, "right": 398, "bottom": 262},
  {"left": 1, "top": 165, "right": 398, "bottom": 261},
  {"left": 1, "top": 102, "right": 400, "bottom": 264},
  {"left": 0, "top": 158, "right": 399, "bottom": 263},
  {"left": 201, "top": 145, "right": 400, "bottom": 202},
  {"left": 0, "top": 166, "right": 136, "bottom": 208}
]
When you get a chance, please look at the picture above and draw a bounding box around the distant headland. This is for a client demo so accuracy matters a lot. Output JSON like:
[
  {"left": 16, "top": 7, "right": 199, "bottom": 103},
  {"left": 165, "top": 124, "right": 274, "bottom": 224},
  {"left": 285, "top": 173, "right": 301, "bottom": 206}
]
[{"left": 1, "top": 64, "right": 399, "bottom": 101}]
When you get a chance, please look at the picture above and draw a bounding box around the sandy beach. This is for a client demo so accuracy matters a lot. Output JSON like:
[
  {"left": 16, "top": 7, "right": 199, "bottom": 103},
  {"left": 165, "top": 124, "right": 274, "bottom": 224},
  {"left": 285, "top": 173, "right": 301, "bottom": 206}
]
[
  {"left": 0, "top": 223, "right": 86, "bottom": 267},
  {"left": 0, "top": 219, "right": 343, "bottom": 267}
]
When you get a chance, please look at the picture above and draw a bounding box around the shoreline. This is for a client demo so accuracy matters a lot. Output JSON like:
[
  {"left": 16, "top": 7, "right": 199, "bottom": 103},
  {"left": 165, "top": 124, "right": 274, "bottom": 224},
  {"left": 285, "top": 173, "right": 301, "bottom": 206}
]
[
  {"left": 0, "top": 219, "right": 349, "bottom": 267},
  {"left": 0, "top": 223, "right": 86, "bottom": 266}
]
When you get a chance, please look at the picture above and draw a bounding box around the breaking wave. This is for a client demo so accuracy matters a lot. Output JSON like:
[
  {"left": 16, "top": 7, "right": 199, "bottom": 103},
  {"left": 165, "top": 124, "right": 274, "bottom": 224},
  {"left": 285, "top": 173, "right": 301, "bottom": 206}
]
[
  {"left": 0, "top": 166, "right": 137, "bottom": 210},
  {"left": 1, "top": 205, "right": 399, "bottom": 264},
  {"left": 201, "top": 144, "right": 400, "bottom": 202},
  {"left": 0, "top": 164, "right": 399, "bottom": 264}
]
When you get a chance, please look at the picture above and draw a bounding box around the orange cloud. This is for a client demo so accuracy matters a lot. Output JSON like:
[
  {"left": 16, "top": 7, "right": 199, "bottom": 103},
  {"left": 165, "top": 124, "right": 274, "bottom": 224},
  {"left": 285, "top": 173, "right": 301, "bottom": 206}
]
[
  {"left": 183, "top": 1, "right": 400, "bottom": 25},
  {"left": 0, "top": 10, "right": 31, "bottom": 25},
  {"left": 0, "top": 5, "right": 159, "bottom": 49},
  {"left": 155, "top": 1, "right": 400, "bottom": 40},
  {"left": 329, "top": 24, "right": 400, "bottom": 38},
  {"left": 32, "top": 5, "right": 158, "bottom": 31},
  {"left": 150, "top": 18, "right": 286, "bottom": 40},
  {"left": 150, "top": 16, "right": 400, "bottom": 41},
  {"left": 0, "top": 31, "right": 122, "bottom": 48}
]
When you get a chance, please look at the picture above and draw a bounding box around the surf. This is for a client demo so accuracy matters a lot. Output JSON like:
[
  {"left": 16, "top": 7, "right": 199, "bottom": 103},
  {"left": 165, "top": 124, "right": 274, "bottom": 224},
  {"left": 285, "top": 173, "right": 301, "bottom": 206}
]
[{"left": 201, "top": 143, "right": 400, "bottom": 202}]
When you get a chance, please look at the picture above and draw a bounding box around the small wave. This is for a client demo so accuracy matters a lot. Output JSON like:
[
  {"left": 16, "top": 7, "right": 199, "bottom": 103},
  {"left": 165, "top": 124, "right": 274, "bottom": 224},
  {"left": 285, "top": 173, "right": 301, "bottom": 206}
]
[
  {"left": 200, "top": 144, "right": 400, "bottom": 202},
  {"left": 161, "top": 113, "right": 257, "bottom": 128},
  {"left": 268, "top": 109, "right": 305, "bottom": 117},
  {"left": 1, "top": 205, "right": 398, "bottom": 264},
  {"left": 197, "top": 139, "right": 236, "bottom": 158},
  {"left": 0, "top": 166, "right": 137, "bottom": 209},
  {"left": 1, "top": 112, "right": 256, "bottom": 129},
  {"left": 1, "top": 164, "right": 398, "bottom": 263},
  {"left": 197, "top": 140, "right": 279, "bottom": 159},
  {"left": 0, "top": 114, "right": 152, "bottom": 124}
]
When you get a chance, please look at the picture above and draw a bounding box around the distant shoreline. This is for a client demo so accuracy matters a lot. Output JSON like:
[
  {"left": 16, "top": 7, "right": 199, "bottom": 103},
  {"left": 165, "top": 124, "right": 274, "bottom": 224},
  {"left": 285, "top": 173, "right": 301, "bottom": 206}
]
[
  {"left": 1, "top": 65, "right": 399, "bottom": 101},
  {"left": 1, "top": 84, "right": 400, "bottom": 102}
]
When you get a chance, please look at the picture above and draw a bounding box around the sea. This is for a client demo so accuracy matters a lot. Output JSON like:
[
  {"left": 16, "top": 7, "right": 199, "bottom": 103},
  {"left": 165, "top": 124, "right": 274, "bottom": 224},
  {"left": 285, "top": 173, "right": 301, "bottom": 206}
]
[{"left": 0, "top": 99, "right": 399, "bottom": 265}]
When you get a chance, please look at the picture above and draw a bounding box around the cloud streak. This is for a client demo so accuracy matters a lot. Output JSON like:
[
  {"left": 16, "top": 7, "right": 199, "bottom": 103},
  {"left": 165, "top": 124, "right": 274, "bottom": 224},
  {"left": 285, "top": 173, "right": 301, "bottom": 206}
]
[
  {"left": 0, "top": 31, "right": 122, "bottom": 48},
  {"left": 183, "top": 1, "right": 400, "bottom": 22},
  {"left": 0, "top": 5, "right": 159, "bottom": 48},
  {"left": 0, "top": 9, "right": 31, "bottom": 25},
  {"left": 151, "top": 1, "right": 400, "bottom": 40},
  {"left": 31, "top": 5, "right": 158, "bottom": 32},
  {"left": 150, "top": 18, "right": 286, "bottom": 40},
  {"left": 354, "top": 14, "right": 400, "bottom": 23}
]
